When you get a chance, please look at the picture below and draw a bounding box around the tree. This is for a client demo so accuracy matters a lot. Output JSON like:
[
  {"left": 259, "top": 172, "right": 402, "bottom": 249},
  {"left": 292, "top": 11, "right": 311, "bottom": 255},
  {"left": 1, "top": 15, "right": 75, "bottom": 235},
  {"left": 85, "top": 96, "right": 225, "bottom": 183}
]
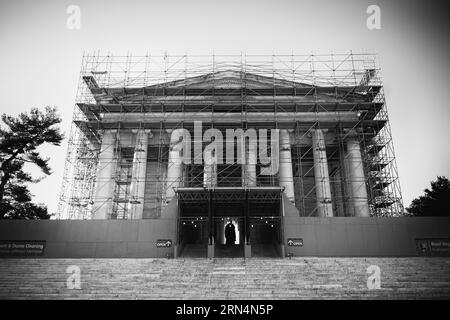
[
  {"left": 406, "top": 176, "right": 450, "bottom": 216},
  {"left": 0, "top": 107, "right": 63, "bottom": 219}
]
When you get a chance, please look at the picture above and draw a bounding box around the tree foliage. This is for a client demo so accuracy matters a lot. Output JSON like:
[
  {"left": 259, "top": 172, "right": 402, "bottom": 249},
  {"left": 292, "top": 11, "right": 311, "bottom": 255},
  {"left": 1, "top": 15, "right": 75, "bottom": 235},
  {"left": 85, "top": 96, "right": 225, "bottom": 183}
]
[
  {"left": 406, "top": 176, "right": 450, "bottom": 216},
  {"left": 0, "top": 107, "right": 63, "bottom": 219}
]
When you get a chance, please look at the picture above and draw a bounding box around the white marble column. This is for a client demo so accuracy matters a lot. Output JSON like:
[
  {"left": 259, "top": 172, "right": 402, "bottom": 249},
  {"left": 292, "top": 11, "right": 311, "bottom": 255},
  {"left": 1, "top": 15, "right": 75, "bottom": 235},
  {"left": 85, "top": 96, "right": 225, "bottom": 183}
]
[
  {"left": 92, "top": 130, "right": 118, "bottom": 219},
  {"left": 165, "top": 129, "right": 185, "bottom": 202},
  {"left": 312, "top": 129, "right": 333, "bottom": 217},
  {"left": 128, "top": 129, "right": 149, "bottom": 219},
  {"left": 279, "top": 129, "right": 295, "bottom": 203},
  {"left": 243, "top": 140, "right": 257, "bottom": 187},
  {"left": 203, "top": 150, "right": 217, "bottom": 188},
  {"left": 342, "top": 148, "right": 354, "bottom": 216},
  {"left": 333, "top": 169, "right": 345, "bottom": 217},
  {"left": 346, "top": 137, "right": 370, "bottom": 217}
]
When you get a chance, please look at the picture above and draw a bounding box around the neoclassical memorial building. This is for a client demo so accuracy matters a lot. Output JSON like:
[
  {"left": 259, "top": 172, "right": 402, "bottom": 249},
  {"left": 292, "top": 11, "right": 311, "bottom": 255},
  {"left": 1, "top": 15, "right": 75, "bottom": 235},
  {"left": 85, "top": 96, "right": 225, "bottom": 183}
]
[{"left": 57, "top": 53, "right": 403, "bottom": 257}]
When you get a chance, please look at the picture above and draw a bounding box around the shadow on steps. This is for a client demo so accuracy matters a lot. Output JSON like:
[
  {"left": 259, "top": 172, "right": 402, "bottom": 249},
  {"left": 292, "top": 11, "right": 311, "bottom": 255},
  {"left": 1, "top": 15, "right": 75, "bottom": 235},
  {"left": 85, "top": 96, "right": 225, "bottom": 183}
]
[{"left": 215, "top": 244, "right": 244, "bottom": 258}]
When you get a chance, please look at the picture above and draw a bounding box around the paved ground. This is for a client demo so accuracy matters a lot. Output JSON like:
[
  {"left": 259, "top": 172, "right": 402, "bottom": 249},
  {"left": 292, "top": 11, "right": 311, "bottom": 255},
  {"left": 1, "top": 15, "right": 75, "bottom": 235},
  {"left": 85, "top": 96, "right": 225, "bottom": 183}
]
[{"left": 0, "top": 257, "right": 449, "bottom": 299}]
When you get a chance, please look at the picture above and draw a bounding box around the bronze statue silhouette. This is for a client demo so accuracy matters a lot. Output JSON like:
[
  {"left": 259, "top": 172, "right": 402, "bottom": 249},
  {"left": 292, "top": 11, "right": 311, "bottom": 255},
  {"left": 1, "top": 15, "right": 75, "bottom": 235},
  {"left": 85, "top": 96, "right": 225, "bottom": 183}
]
[{"left": 225, "top": 220, "right": 236, "bottom": 245}]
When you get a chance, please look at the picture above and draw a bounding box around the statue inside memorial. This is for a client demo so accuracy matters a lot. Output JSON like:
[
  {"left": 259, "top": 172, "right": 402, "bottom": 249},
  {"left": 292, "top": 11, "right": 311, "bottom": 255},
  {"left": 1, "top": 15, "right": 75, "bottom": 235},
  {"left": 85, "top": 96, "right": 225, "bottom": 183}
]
[{"left": 225, "top": 220, "right": 236, "bottom": 245}]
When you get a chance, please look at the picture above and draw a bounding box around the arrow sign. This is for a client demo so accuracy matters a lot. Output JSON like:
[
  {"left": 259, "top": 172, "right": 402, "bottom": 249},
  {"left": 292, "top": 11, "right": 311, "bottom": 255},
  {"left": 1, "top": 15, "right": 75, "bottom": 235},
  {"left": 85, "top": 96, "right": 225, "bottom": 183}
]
[
  {"left": 287, "top": 238, "right": 303, "bottom": 247},
  {"left": 156, "top": 239, "right": 172, "bottom": 248}
]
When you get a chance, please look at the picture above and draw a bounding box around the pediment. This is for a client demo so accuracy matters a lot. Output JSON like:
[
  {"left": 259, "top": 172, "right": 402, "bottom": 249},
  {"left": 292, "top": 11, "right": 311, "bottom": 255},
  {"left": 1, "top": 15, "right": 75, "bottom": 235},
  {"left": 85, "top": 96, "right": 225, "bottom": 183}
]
[
  {"left": 146, "top": 70, "right": 311, "bottom": 90},
  {"left": 85, "top": 69, "right": 373, "bottom": 104}
]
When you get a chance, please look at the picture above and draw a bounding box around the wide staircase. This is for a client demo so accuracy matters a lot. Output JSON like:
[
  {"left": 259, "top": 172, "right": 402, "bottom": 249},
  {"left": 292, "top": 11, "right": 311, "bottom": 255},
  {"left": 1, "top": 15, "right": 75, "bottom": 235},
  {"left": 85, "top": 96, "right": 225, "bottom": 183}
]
[
  {"left": 251, "top": 244, "right": 280, "bottom": 258},
  {"left": 0, "top": 257, "right": 449, "bottom": 299},
  {"left": 215, "top": 245, "right": 244, "bottom": 258},
  {"left": 179, "top": 244, "right": 207, "bottom": 258}
]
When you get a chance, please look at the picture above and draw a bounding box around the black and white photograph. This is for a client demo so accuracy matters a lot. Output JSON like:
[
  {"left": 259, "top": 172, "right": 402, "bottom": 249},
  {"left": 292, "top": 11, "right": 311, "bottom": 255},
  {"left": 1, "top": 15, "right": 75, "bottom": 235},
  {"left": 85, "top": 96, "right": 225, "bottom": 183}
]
[{"left": 0, "top": 0, "right": 449, "bottom": 312}]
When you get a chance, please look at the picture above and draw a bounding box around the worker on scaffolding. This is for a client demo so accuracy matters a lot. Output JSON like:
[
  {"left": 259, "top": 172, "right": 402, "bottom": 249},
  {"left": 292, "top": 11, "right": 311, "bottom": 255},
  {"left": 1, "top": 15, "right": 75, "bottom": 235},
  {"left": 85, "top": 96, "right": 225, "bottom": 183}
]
[{"left": 225, "top": 219, "right": 236, "bottom": 245}]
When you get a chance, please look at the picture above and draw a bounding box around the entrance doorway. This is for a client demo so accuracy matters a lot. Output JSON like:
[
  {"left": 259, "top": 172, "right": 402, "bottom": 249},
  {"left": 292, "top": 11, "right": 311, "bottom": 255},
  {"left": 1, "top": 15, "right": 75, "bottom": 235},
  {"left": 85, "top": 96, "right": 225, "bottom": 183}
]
[
  {"left": 176, "top": 187, "right": 284, "bottom": 259},
  {"left": 176, "top": 191, "right": 209, "bottom": 258},
  {"left": 178, "top": 216, "right": 208, "bottom": 257},
  {"left": 249, "top": 216, "right": 282, "bottom": 257},
  {"left": 214, "top": 216, "right": 245, "bottom": 258}
]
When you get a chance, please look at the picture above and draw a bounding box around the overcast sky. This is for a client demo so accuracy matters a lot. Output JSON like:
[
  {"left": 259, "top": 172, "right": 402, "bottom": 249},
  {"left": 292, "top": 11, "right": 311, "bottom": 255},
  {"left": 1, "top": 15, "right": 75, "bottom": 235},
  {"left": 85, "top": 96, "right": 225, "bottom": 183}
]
[{"left": 0, "top": 0, "right": 449, "bottom": 214}]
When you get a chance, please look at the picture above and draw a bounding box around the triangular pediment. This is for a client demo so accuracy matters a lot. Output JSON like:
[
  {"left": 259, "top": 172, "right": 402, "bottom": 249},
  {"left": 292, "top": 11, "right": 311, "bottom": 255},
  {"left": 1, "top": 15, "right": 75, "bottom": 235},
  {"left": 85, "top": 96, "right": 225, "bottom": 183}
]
[
  {"left": 146, "top": 70, "right": 311, "bottom": 89},
  {"left": 85, "top": 69, "right": 376, "bottom": 104}
]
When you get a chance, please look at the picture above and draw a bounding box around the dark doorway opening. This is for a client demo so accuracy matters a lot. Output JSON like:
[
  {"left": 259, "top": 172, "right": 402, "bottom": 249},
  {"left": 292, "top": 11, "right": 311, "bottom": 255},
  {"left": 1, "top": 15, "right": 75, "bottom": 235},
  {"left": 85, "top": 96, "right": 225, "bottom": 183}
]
[
  {"left": 214, "top": 216, "right": 245, "bottom": 258},
  {"left": 247, "top": 194, "right": 283, "bottom": 258},
  {"left": 249, "top": 216, "right": 282, "bottom": 257},
  {"left": 178, "top": 216, "right": 208, "bottom": 257},
  {"left": 177, "top": 196, "right": 209, "bottom": 258},
  {"left": 176, "top": 187, "right": 283, "bottom": 258}
]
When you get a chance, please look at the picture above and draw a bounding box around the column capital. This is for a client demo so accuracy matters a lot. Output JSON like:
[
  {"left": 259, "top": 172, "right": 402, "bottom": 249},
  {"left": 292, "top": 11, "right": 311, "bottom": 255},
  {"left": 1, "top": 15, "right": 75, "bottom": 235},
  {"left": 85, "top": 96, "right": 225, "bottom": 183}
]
[
  {"left": 132, "top": 128, "right": 152, "bottom": 134},
  {"left": 101, "top": 129, "right": 118, "bottom": 142},
  {"left": 279, "top": 129, "right": 291, "bottom": 149},
  {"left": 342, "top": 129, "right": 360, "bottom": 140},
  {"left": 307, "top": 128, "right": 328, "bottom": 137}
]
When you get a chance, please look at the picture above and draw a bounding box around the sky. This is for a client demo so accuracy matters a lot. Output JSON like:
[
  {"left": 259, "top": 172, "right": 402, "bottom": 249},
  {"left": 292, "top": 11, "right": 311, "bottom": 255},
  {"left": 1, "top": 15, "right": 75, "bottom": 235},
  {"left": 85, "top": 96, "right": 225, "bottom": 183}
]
[{"left": 0, "top": 0, "right": 449, "bottom": 214}]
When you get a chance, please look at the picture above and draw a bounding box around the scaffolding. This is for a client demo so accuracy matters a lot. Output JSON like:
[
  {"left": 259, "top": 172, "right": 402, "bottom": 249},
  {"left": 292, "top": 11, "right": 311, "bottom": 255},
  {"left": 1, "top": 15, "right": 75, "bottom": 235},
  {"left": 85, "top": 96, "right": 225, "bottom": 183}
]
[{"left": 57, "top": 52, "right": 404, "bottom": 219}]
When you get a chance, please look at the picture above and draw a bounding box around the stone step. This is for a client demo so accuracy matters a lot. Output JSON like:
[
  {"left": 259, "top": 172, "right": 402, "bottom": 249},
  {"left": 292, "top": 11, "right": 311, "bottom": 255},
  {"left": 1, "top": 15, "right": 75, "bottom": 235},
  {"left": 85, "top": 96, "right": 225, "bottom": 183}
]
[{"left": 1, "top": 257, "right": 449, "bottom": 299}]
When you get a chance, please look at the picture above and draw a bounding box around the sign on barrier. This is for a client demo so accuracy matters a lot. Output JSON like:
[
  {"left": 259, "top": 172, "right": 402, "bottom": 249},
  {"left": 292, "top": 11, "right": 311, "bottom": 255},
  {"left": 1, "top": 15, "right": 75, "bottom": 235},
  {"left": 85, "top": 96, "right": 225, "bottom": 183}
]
[
  {"left": 156, "top": 239, "right": 172, "bottom": 248},
  {"left": 287, "top": 238, "right": 303, "bottom": 247},
  {"left": 416, "top": 238, "right": 450, "bottom": 256},
  {"left": 0, "top": 240, "right": 46, "bottom": 257}
]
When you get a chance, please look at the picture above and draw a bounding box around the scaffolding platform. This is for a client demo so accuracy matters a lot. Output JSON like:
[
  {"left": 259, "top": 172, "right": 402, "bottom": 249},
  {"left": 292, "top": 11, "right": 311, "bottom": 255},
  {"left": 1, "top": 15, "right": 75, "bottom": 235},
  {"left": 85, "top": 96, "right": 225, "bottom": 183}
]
[{"left": 57, "top": 53, "right": 404, "bottom": 219}]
